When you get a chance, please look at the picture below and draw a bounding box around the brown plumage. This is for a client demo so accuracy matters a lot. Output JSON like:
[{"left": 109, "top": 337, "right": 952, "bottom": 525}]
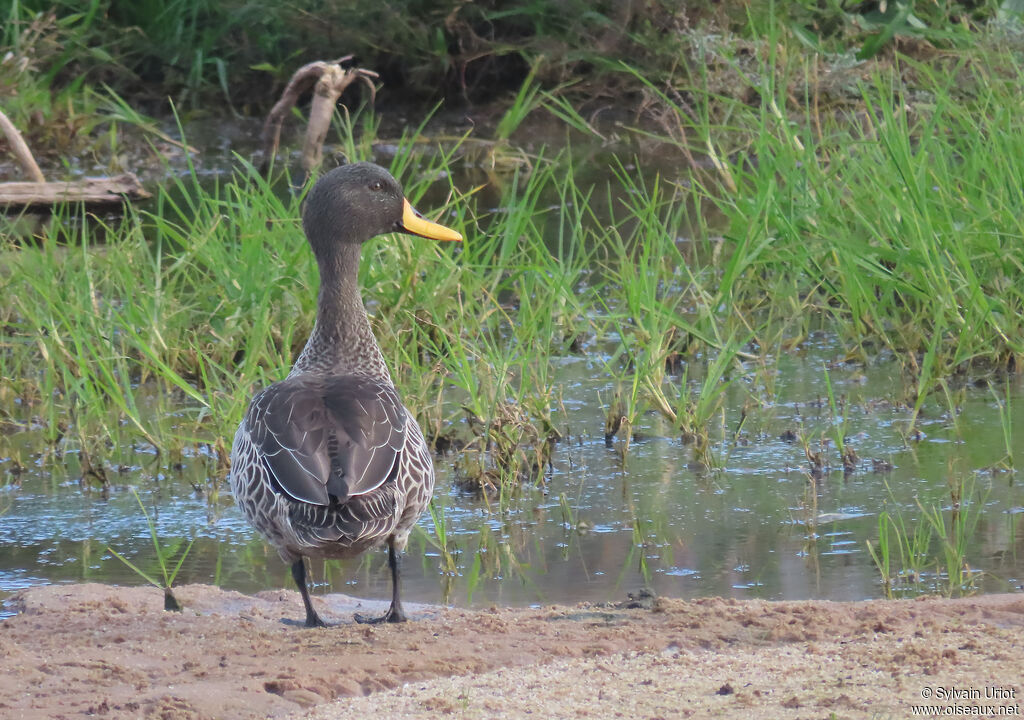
[{"left": 229, "top": 162, "right": 461, "bottom": 626}]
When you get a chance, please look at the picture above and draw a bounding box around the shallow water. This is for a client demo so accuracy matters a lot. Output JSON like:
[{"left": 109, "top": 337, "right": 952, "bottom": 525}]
[{"left": 1, "top": 334, "right": 1022, "bottom": 617}]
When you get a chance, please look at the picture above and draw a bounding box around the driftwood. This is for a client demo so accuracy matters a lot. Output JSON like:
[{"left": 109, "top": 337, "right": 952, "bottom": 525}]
[
  {"left": 261, "top": 57, "right": 379, "bottom": 174},
  {"left": 1, "top": 108, "right": 150, "bottom": 208},
  {"left": 0, "top": 174, "right": 150, "bottom": 208}
]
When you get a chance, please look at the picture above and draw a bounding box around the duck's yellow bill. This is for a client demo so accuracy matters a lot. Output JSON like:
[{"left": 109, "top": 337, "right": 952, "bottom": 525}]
[{"left": 400, "top": 198, "right": 463, "bottom": 242}]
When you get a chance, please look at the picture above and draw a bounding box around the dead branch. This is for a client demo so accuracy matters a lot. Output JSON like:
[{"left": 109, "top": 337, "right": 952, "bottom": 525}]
[
  {"left": 0, "top": 108, "right": 46, "bottom": 183},
  {"left": 260, "top": 57, "right": 379, "bottom": 175}
]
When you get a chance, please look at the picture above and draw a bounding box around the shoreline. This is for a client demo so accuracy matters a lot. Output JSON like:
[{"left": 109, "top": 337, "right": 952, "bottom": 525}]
[{"left": 1, "top": 583, "right": 1021, "bottom": 719}]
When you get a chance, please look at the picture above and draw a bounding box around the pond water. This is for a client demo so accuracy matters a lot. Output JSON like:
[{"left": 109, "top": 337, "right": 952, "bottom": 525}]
[
  {"left": 1, "top": 334, "right": 1022, "bottom": 617},
  {"left": 1, "top": 120, "right": 1022, "bottom": 617}
]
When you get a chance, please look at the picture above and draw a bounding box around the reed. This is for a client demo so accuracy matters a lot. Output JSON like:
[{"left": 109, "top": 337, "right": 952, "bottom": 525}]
[
  {"left": 107, "top": 489, "right": 195, "bottom": 610},
  {"left": 866, "top": 473, "right": 985, "bottom": 598}
]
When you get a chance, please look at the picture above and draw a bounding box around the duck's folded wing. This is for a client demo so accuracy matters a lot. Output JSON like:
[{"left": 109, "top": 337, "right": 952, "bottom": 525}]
[{"left": 245, "top": 375, "right": 406, "bottom": 506}]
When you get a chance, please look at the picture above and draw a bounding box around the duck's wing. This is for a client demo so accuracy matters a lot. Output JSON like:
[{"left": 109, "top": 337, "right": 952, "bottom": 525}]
[{"left": 245, "top": 375, "right": 406, "bottom": 506}]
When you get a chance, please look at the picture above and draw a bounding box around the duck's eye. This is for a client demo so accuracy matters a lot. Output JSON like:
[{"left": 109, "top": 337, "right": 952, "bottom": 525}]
[{"left": 369, "top": 180, "right": 384, "bottom": 192}]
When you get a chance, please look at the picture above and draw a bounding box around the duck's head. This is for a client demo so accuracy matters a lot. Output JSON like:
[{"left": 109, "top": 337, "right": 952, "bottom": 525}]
[{"left": 302, "top": 162, "right": 462, "bottom": 255}]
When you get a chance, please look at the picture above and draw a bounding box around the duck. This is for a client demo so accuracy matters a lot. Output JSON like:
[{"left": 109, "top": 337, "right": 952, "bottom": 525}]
[{"left": 229, "top": 162, "right": 462, "bottom": 626}]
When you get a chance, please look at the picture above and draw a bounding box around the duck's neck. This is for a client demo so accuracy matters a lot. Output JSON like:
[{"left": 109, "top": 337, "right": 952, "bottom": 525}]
[{"left": 289, "top": 243, "right": 391, "bottom": 381}]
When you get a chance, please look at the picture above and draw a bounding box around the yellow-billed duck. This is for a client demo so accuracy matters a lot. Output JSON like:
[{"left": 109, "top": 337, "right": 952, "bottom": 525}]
[{"left": 229, "top": 162, "right": 462, "bottom": 626}]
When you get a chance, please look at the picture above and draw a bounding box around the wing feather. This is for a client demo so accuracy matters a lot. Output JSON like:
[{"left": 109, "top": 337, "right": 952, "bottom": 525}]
[{"left": 245, "top": 375, "right": 406, "bottom": 506}]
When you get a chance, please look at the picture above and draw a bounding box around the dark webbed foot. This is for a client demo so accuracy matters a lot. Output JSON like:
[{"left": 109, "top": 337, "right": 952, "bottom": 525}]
[
  {"left": 352, "top": 539, "right": 410, "bottom": 624},
  {"left": 304, "top": 611, "right": 329, "bottom": 628},
  {"left": 353, "top": 604, "right": 407, "bottom": 624}
]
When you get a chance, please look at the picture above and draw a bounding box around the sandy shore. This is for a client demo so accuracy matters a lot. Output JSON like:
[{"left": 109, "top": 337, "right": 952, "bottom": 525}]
[{"left": 0, "top": 584, "right": 1021, "bottom": 719}]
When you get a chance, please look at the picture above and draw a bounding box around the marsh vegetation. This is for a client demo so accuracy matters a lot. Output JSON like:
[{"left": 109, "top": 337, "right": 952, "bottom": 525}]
[{"left": 1, "top": 1, "right": 1022, "bottom": 608}]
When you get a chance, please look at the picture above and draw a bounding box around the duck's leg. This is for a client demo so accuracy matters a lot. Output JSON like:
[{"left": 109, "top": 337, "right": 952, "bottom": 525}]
[
  {"left": 354, "top": 539, "right": 408, "bottom": 624},
  {"left": 383, "top": 539, "right": 409, "bottom": 622},
  {"left": 291, "top": 558, "right": 327, "bottom": 628}
]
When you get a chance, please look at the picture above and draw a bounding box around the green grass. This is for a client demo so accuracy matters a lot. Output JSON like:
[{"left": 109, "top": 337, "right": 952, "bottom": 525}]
[
  {"left": 0, "top": 6, "right": 145, "bottom": 159},
  {"left": 107, "top": 488, "right": 195, "bottom": 610},
  {"left": 638, "top": 36, "right": 1024, "bottom": 391},
  {"left": 866, "top": 473, "right": 986, "bottom": 598},
  {"left": 990, "top": 378, "right": 1016, "bottom": 470}
]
